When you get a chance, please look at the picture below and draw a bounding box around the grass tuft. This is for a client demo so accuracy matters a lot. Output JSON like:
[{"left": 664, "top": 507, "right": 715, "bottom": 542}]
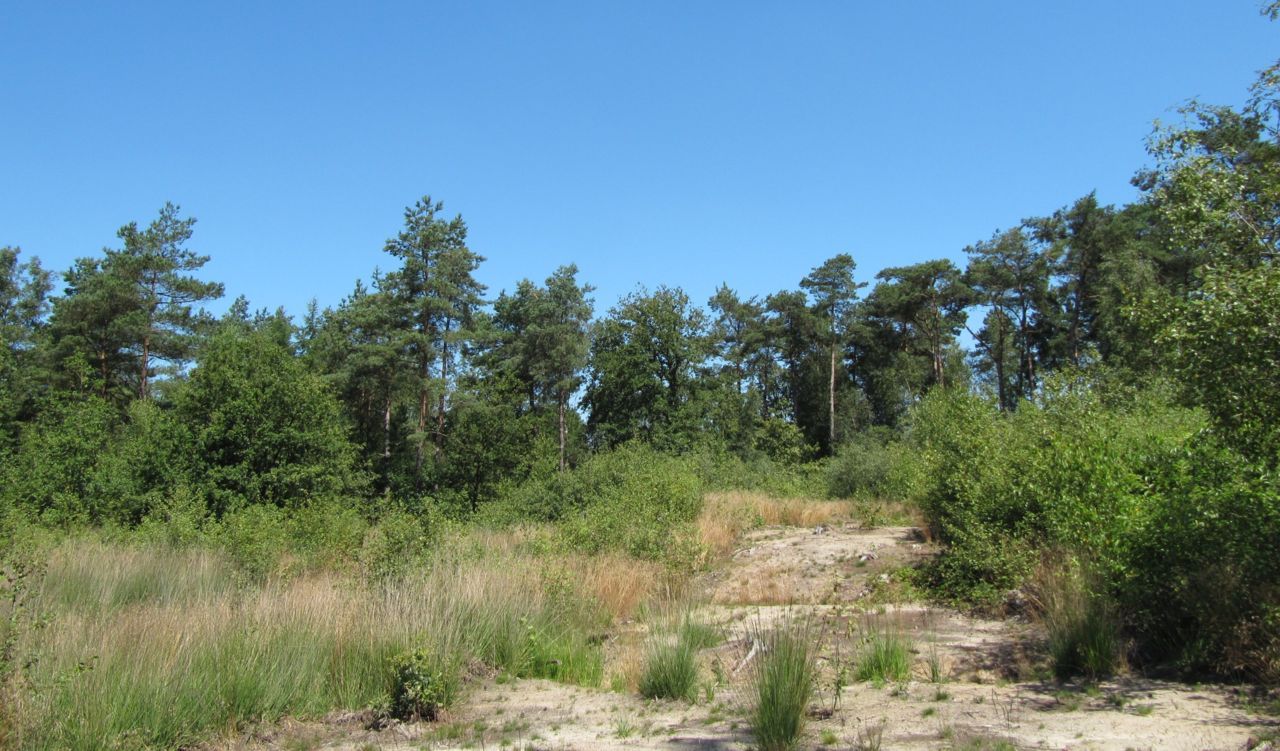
[
  {"left": 1032, "top": 556, "right": 1123, "bottom": 681},
  {"left": 750, "top": 620, "right": 816, "bottom": 751},
  {"left": 855, "top": 617, "right": 913, "bottom": 684}
]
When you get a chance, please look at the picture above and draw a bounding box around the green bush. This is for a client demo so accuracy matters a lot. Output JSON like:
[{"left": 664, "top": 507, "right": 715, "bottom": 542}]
[
  {"left": 827, "top": 429, "right": 898, "bottom": 499},
  {"left": 1122, "top": 438, "right": 1280, "bottom": 679},
  {"left": 388, "top": 647, "right": 461, "bottom": 721},
  {"left": 482, "top": 443, "right": 704, "bottom": 561},
  {"left": 905, "top": 378, "right": 1202, "bottom": 605},
  {"left": 216, "top": 505, "right": 288, "bottom": 581},
  {"left": 177, "top": 329, "right": 368, "bottom": 516},
  {"left": 359, "top": 509, "right": 436, "bottom": 582}
]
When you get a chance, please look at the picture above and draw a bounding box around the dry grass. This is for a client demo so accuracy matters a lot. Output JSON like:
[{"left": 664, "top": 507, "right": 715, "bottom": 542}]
[
  {"left": 714, "top": 570, "right": 802, "bottom": 606},
  {"left": 3, "top": 533, "right": 652, "bottom": 751},
  {"left": 569, "top": 552, "right": 664, "bottom": 622},
  {"left": 698, "top": 492, "right": 852, "bottom": 558}
]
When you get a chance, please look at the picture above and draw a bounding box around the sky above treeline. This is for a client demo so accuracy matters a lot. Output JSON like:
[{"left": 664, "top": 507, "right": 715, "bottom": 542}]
[{"left": 1, "top": 2, "right": 1275, "bottom": 320}]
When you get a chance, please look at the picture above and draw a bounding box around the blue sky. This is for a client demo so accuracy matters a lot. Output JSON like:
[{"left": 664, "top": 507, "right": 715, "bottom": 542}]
[{"left": 1, "top": 2, "right": 1275, "bottom": 320}]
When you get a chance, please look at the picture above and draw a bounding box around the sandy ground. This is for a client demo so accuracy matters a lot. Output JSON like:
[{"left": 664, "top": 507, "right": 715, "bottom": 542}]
[{"left": 220, "top": 523, "right": 1280, "bottom": 751}]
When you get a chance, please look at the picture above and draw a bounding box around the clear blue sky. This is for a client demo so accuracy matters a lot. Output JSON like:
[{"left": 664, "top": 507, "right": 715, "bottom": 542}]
[{"left": 1, "top": 2, "right": 1275, "bottom": 320}]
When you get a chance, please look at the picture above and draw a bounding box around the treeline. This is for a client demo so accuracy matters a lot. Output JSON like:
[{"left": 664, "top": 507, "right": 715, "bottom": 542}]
[
  {"left": 2, "top": 31, "right": 1280, "bottom": 682},
  {"left": 0, "top": 73, "right": 1277, "bottom": 526}
]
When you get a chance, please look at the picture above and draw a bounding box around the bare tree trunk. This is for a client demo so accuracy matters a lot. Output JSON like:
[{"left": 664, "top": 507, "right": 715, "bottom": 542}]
[
  {"left": 435, "top": 325, "right": 449, "bottom": 462},
  {"left": 382, "top": 395, "right": 392, "bottom": 497},
  {"left": 995, "top": 320, "right": 1008, "bottom": 411},
  {"left": 558, "top": 390, "right": 567, "bottom": 472},
  {"left": 415, "top": 383, "right": 429, "bottom": 483},
  {"left": 828, "top": 343, "right": 837, "bottom": 449},
  {"left": 140, "top": 332, "right": 150, "bottom": 400}
]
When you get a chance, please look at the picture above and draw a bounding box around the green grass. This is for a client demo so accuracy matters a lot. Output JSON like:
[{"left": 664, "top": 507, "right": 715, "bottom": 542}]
[
  {"left": 639, "top": 636, "right": 699, "bottom": 701},
  {"left": 855, "top": 620, "right": 913, "bottom": 684},
  {"left": 751, "top": 621, "right": 816, "bottom": 751},
  {"left": 1035, "top": 559, "right": 1123, "bottom": 681},
  {"left": 2, "top": 538, "right": 610, "bottom": 751}
]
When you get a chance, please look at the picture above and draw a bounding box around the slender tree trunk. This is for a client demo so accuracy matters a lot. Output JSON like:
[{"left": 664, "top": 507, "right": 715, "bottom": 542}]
[
  {"left": 930, "top": 296, "right": 944, "bottom": 387},
  {"left": 415, "top": 381, "right": 429, "bottom": 483},
  {"left": 436, "top": 331, "right": 448, "bottom": 460},
  {"left": 558, "top": 390, "right": 567, "bottom": 472},
  {"left": 828, "top": 342, "right": 837, "bottom": 449},
  {"left": 995, "top": 319, "right": 1008, "bottom": 411},
  {"left": 382, "top": 394, "right": 392, "bottom": 497},
  {"left": 140, "top": 331, "right": 150, "bottom": 400}
]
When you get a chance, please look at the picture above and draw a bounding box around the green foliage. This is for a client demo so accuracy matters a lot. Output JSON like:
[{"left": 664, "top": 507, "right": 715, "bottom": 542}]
[
  {"left": 88, "top": 399, "right": 195, "bottom": 525},
  {"left": 584, "top": 286, "right": 711, "bottom": 451},
  {"left": 488, "top": 443, "right": 703, "bottom": 562},
  {"left": 1, "top": 396, "right": 118, "bottom": 526},
  {"left": 1122, "top": 437, "right": 1280, "bottom": 678},
  {"left": 690, "top": 446, "right": 827, "bottom": 500},
  {"left": 388, "top": 647, "right": 461, "bottom": 721},
  {"left": 560, "top": 444, "right": 702, "bottom": 560},
  {"left": 359, "top": 509, "right": 436, "bottom": 582},
  {"left": 827, "top": 429, "right": 900, "bottom": 500},
  {"left": 905, "top": 377, "right": 1202, "bottom": 604},
  {"left": 751, "top": 622, "right": 816, "bottom": 751},
  {"left": 1154, "top": 262, "right": 1280, "bottom": 465},
  {"left": 178, "top": 328, "right": 367, "bottom": 515},
  {"left": 216, "top": 505, "right": 289, "bottom": 581}
]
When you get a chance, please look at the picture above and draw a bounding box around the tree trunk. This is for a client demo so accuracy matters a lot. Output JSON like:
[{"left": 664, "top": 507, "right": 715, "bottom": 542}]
[
  {"left": 140, "top": 331, "right": 150, "bottom": 400},
  {"left": 415, "top": 383, "right": 429, "bottom": 484},
  {"left": 995, "top": 319, "right": 1008, "bottom": 411},
  {"left": 436, "top": 333, "right": 448, "bottom": 460},
  {"left": 382, "top": 395, "right": 392, "bottom": 497},
  {"left": 558, "top": 391, "right": 568, "bottom": 472},
  {"left": 828, "top": 343, "right": 837, "bottom": 449}
]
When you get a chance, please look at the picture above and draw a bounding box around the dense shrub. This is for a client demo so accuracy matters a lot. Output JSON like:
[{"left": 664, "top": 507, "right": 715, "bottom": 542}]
[
  {"left": 177, "top": 329, "right": 368, "bottom": 516},
  {"left": 0, "top": 396, "right": 117, "bottom": 526},
  {"left": 905, "top": 379, "right": 1202, "bottom": 605},
  {"left": 903, "top": 373, "right": 1280, "bottom": 679},
  {"left": 484, "top": 443, "right": 703, "bottom": 562},
  {"left": 826, "top": 428, "right": 903, "bottom": 500},
  {"left": 388, "top": 647, "right": 461, "bottom": 721},
  {"left": 1122, "top": 438, "right": 1280, "bottom": 679}
]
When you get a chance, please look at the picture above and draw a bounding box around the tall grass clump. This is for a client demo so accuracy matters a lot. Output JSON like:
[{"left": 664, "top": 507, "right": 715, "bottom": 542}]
[
  {"left": 639, "top": 637, "right": 698, "bottom": 702},
  {"left": 751, "top": 620, "right": 816, "bottom": 751},
  {"left": 854, "top": 617, "right": 913, "bottom": 684},
  {"left": 637, "top": 612, "right": 719, "bottom": 701},
  {"left": 1033, "top": 556, "right": 1123, "bottom": 680}
]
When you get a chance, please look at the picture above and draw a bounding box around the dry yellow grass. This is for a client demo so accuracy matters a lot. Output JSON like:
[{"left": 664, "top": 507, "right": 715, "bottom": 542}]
[{"left": 697, "top": 491, "right": 852, "bottom": 559}]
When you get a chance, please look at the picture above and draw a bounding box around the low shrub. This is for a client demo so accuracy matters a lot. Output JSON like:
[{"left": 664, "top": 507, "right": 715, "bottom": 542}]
[{"left": 388, "top": 647, "right": 461, "bottom": 721}]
